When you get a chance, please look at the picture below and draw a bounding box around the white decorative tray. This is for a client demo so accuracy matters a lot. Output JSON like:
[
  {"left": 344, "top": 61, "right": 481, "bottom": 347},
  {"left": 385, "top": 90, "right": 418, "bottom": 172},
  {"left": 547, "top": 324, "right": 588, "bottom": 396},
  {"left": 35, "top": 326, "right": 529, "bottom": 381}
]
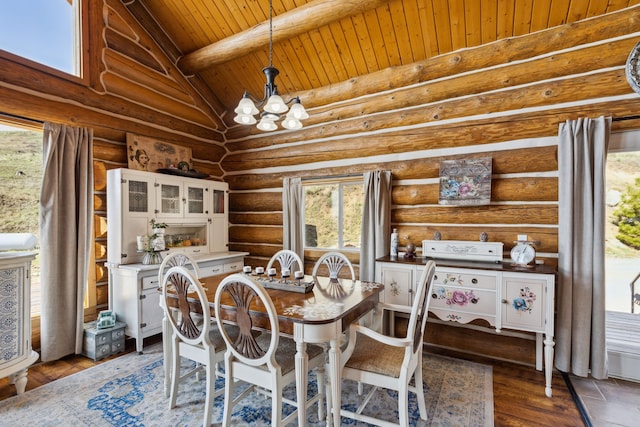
[{"left": 422, "top": 240, "right": 504, "bottom": 263}]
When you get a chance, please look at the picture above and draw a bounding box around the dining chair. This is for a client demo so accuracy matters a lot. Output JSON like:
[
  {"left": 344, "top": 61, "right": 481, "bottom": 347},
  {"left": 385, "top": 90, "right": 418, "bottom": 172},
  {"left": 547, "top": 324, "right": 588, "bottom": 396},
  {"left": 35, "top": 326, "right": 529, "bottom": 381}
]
[
  {"left": 214, "top": 273, "right": 326, "bottom": 426},
  {"left": 312, "top": 251, "right": 356, "bottom": 280},
  {"left": 329, "top": 260, "right": 437, "bottom": 426},
  {"left": 161, "top": 265, "right": 230, "bottom": 427},
  {"left": 266, "top": 249, "right": 304, "bottom": 273},
  {"left": 158, "top": 252, "right": 205, "bottom": 397}
]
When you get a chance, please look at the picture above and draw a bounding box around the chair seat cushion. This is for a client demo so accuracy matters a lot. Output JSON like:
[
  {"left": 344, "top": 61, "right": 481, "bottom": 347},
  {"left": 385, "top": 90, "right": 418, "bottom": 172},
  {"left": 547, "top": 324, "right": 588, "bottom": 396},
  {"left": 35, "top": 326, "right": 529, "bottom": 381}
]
[
  {"left": 344, "top": 333, "right": 404, "bottom": 378},
  {"left": 209, "top": 323, "right": 240, "bottom": 349},
  {"left": 253, "top": 334, "right": 324, "bottom": 375}
]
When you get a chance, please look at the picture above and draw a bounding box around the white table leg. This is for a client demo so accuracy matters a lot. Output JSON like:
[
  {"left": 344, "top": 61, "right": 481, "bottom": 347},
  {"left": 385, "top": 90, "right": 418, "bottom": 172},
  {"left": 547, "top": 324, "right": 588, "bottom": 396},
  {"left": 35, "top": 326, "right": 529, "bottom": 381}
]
[
  {"left": 295, "top": 337, "right": 309, "bottom": 426},
  {"left": 328, "top": 337, "right": 341, "bottom": 427}
]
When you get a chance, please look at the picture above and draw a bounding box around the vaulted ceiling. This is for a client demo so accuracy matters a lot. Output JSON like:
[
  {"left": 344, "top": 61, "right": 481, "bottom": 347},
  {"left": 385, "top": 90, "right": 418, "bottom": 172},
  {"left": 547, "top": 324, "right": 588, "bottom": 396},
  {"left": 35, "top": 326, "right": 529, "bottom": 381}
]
[{"left": 126, "top": 0, "right": 640, "bottom": 128}]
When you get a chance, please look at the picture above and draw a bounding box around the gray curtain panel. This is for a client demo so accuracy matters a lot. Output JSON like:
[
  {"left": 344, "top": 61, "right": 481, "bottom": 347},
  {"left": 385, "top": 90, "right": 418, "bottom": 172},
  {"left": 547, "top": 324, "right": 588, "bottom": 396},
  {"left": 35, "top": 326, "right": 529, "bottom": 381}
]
[
  {"left": 359, "top": 170, "right": 392, "bottom": 282},
  {"left": 39, "top": 122, "right": 94, "bottom": 362},
  {"left": 556, "top": 116, "right": 610, "bottom": 379},
  {"left": 282, "top": 177, "right": 304, "bottom": 264}
]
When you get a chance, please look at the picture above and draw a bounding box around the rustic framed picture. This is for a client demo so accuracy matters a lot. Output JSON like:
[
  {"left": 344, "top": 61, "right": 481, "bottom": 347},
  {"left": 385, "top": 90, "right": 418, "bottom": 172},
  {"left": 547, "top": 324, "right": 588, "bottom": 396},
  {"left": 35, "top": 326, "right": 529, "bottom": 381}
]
[
  {"left": 438, "top": 157, "right": 492, "bottom": 206},
  {"left": 126, "top": 133, "right": 192, "bottom": 172}
]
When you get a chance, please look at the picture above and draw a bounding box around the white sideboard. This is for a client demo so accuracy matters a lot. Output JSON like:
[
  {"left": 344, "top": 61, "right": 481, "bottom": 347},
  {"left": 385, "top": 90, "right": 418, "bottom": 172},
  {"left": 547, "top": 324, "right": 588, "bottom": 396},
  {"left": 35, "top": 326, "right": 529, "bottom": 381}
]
[
  {"left": 0, "top": 252, "right": 39, "bottom": 394},
  {"left": 376, "top": 256, "right": 556, "bottom": 397},
  {"left": 108, "top": 252, "right": 246, "bottom": 353}
]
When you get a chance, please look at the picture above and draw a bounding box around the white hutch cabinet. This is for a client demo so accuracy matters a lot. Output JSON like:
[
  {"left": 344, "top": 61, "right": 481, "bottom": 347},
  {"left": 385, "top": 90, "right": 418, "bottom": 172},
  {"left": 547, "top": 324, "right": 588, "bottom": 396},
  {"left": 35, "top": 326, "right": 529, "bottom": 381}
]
[
  {"left": 107, "top": 168, "right": 229, "bottom": 265},
  {"left": 106, "top": 168, "right": 244, "bottom": 352},
  {"left": 376, "top": 255, "right": 556, "bottom": 397},
  {"left": 0, "top": 252, "right": 39, "bottom": 394}
]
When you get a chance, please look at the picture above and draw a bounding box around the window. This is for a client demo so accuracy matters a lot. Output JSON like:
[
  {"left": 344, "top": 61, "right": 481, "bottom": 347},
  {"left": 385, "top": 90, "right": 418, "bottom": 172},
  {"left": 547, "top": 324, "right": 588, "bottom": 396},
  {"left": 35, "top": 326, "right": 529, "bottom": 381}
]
[
  {"left": 605, "top": 147, "right": 640, "bottom": 314},
  {"left": 0, "top": 123, "right": 42, "bottom": 315},
  {"left": 303, "top": 179, "right": 364, "bottom": 250},
  {"left": 0, "top": 0, "right": 82, "bottom": 76}
]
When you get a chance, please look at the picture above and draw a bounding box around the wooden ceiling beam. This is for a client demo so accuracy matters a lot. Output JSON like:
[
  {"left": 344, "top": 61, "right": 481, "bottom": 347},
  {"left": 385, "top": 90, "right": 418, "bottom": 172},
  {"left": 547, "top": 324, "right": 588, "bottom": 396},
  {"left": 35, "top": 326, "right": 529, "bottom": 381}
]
[{"left": 177, "top": 0, "right": 389, "bottom": 75}]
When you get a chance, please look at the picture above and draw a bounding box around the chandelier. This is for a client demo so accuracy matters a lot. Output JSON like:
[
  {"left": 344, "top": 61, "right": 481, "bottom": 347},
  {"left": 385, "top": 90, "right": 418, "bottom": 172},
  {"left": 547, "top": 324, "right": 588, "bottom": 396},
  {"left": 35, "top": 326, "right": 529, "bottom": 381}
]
[{"left": 233, "top": 0, "right": 308, "bottom": 131}]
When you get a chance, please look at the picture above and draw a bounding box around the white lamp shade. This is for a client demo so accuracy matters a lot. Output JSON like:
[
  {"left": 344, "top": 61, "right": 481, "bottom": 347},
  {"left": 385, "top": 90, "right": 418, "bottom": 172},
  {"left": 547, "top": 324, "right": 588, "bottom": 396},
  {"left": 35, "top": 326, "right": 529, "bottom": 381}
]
[
  {"left": 257, "top": 117, "right": 278, "bottom": 131},
  {"left": 263, "top": 94, "right": 288, "bottom": 113},
  {"left": 234, "top": 97, "right": 259, "bottom": 115},
  {"left": 288, "top": 102, "right": 309, "bottom": 120},
  {"left": 281, "top": 117, "right": 302, "bottom": 130},
  {"left": 233, "top": 113, "right": 257, "bottom": 125}
]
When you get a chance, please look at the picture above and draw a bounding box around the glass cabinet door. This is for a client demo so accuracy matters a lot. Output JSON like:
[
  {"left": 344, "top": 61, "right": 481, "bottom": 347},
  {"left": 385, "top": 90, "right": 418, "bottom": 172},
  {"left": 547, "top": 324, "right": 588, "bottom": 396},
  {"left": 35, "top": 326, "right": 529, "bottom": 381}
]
[
  {"left": 186, "top": 184, "right": 208, "bottom": 216},
  {"left": 125, "top": 178, "right": 152, "bottom": 217},
  {"left": 213, "top": 189, "right": 225, "bottom": 214},
  {"left": 157, "top": 181, "right": 182, "bottom": 217}
]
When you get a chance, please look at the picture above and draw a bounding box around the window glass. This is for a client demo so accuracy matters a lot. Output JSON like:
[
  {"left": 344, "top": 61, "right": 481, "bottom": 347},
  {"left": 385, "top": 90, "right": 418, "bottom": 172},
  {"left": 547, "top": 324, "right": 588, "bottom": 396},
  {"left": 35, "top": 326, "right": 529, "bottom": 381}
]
[
  {"left": 0, "top": 1, "right": 79, "bottom": 76},
  {"left": 605, "top": 149, "right": 640, "bottom": 314},
  {"left": 304, "top": 180, "right": 364, "bottom": 250},
  {"left": 0, "top": 124, "right": 43, "bottom": 315}
]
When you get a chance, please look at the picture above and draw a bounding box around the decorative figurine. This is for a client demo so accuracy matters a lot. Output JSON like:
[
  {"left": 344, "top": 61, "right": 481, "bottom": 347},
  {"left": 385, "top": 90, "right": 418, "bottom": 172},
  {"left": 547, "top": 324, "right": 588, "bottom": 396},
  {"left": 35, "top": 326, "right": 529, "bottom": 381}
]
[{"left": 404, "top": 240, "right": 417, "bottom": 259}]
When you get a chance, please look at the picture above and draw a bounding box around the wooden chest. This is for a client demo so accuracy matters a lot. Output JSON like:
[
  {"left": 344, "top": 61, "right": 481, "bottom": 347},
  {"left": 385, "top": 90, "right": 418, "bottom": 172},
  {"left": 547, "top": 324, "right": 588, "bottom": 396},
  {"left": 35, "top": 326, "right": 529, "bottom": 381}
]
[{"left": 82, "top": 321, "right": 126, "bottom": 361}]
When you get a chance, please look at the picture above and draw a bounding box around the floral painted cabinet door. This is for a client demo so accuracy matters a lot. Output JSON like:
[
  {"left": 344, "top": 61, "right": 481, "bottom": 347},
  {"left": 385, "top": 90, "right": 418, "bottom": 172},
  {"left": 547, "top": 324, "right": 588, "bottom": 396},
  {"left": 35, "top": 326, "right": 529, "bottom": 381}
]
[{"left": 501, "top": 272, "right": 552, "bottom": 333}]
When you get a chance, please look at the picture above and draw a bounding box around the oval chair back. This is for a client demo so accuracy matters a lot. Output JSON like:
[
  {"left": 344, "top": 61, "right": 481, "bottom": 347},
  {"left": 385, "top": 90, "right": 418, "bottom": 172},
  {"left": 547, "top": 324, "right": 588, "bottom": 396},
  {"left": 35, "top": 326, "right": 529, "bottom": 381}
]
[
  {"left": 266, "top": 249, "right": 304, "bottom": 274},
  {"left": 409, "top": 260, "right": 436, "bottom": 353},
  {"left": 162, "top": 265, "right": 211, "bottom": 347},
  {"left": 157, "top": 252, "right": 202, "bottom": 287},
  {"left": 312, "top": 251, "right": 356, "bottom": 280},
  {"left": 215, "top": 273, "right": 279, "bottom": 368}
]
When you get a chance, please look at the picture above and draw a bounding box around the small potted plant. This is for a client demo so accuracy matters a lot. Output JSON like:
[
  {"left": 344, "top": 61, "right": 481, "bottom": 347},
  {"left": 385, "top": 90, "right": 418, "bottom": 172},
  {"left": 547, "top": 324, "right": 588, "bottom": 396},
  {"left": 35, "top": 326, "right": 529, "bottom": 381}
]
[{"left": 150, "top": 219, "right": 168, "bottom": 235}]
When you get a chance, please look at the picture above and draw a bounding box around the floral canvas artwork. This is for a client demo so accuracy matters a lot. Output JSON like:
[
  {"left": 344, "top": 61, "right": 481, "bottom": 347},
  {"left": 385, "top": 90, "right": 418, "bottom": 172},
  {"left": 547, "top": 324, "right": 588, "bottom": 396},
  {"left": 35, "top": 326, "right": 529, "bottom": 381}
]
[{"left": 439, "top": 157, "right": 492, "bottom": 205}]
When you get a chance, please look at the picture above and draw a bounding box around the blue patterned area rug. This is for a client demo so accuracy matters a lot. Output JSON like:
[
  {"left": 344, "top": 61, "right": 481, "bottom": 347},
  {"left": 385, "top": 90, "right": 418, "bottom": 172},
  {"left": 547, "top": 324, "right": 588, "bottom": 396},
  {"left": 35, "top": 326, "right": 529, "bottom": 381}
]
[{"left": 0, "top": 343, "right": 493, "bottom": 426}]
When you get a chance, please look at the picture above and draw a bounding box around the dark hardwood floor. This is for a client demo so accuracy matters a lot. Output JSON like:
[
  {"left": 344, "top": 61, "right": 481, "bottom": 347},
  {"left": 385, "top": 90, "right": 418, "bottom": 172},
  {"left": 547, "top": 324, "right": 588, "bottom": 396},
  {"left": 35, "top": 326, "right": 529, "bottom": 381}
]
[{"left": 0, "top": 335, "right": 585, "bottom": 426}]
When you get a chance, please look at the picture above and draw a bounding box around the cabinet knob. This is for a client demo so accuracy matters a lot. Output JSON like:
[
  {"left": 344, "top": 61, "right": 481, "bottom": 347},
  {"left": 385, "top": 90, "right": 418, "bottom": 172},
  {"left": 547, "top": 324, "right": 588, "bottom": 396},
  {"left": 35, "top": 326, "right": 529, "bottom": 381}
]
[
  {"left": 433, "top": 275, "right": 438, "bottom": 281},
  {"left": 472, "top": 278, "right": 478, "bottom": 284},
  {"left": 501, "top": 299, "right": 508, "bottom": 304}
]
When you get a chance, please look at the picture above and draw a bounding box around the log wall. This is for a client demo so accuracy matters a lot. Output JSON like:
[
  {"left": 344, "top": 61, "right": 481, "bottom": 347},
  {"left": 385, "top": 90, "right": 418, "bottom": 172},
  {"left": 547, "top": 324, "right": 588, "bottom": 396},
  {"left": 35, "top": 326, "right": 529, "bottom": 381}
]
[
  {"left": 222, "top": 7, "right": 640, "bottom": 362},
  {"left": 2, "top": 2, "right": 640, "bottom": 362}
]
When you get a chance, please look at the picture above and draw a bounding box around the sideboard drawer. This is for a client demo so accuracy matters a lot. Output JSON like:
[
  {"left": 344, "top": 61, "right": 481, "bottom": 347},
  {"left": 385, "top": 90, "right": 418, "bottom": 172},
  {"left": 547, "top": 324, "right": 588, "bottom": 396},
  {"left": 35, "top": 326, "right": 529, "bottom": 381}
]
[
  {"left": 430, "top": 286, "right": 496, "bottom": 316},
  {"left": 201, "top": 263, "right": 224, "bottom": 277},
  {"left": 433, "top": 269, "right": 497, "bottom": 291},
  {"left": 224, "top": 260, "right": 243, "bottom": 273}
]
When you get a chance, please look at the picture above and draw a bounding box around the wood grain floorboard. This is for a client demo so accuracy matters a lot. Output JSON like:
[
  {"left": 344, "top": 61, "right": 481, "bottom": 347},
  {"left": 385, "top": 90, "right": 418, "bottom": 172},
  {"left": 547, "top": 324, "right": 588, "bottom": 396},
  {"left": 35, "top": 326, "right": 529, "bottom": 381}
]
[{"left": 0, "top": 336, "right": 585, "bottom": 426}]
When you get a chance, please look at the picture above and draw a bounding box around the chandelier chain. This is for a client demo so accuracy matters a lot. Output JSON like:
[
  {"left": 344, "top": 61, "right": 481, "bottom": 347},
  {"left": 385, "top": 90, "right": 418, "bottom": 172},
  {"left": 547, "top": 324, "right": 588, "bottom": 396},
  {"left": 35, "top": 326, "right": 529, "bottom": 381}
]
[{"left": 269, "top": 0, "right": 273, "bottom": 68}]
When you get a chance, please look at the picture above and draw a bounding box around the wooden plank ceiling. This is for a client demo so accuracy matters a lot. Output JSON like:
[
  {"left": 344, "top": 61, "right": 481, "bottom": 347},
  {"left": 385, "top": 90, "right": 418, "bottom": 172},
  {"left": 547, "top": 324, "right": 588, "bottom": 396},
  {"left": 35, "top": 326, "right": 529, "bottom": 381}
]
[{"left": 132, "top": 0, "right": 639, "bottom": 126}]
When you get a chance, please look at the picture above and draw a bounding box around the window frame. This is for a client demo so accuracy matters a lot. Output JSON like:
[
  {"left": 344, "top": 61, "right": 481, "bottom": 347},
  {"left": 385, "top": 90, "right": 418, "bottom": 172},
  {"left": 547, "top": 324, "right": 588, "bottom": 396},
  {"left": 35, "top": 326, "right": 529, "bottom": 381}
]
[
  {"left": 302, "top": 176, "right": 364, "bottom": 252},
  {"left": 0, "top": 0, "right": 88, "bottom": 84}
]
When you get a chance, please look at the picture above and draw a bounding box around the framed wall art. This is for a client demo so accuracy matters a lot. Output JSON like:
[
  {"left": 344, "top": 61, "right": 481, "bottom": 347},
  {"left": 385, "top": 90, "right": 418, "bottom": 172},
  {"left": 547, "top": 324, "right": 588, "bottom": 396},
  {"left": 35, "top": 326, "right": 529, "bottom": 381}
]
[
  {"left": 126, "top": 133, "right": 193, "bottom": 172},
  {"left": 438, "top": 157, "right": 492, "bottom": 206}
]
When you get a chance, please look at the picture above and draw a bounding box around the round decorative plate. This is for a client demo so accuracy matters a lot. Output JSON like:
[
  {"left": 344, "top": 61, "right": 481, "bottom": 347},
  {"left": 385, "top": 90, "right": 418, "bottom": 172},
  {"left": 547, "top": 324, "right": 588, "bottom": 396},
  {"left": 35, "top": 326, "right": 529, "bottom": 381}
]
[{"left": 625, "top": 41, "right": 640, "bottom": 95}]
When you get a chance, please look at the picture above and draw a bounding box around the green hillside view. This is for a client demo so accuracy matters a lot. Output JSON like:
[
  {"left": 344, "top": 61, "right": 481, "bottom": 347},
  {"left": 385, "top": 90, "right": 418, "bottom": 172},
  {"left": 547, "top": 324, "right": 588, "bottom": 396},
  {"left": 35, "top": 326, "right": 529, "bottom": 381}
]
[{"left": 0, "top": 130, "right": 42, "bottom": 236}]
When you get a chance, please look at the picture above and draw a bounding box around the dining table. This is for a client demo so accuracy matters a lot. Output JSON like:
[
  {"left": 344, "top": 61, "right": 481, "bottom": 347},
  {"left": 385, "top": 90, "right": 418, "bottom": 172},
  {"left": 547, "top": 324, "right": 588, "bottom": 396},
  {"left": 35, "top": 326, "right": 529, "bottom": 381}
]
[{"left": 161, "top": 271, "right": 384, "bottom": 427}]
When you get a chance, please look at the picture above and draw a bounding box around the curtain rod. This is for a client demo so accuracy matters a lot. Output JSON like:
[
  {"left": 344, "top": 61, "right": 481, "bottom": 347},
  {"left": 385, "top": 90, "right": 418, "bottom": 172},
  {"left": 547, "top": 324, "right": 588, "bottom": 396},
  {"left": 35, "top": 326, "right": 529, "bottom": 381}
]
[
  {"left": 0, "top": 112, "right": 44, "bottom": 125},
  {"left": 302, "top": 173, "right": 364, "bottom": 182},
  {"left": 613, "top": 115, "right": 640, "bottom": 122}
]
